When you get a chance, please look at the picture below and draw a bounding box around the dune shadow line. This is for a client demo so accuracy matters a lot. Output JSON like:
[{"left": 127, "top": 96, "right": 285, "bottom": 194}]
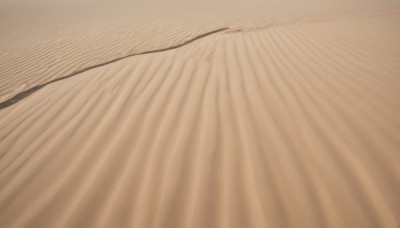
[{"left": 0, "top": 27, "right": 228, "bottom": 110}]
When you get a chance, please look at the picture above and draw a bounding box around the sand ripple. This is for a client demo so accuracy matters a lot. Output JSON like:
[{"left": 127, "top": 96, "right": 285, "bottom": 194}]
[{"left": 1, "top": 13, "right": 400, "bottom": 228}]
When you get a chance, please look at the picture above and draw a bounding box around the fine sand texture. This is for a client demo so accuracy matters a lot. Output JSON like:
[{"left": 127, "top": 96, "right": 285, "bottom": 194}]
[
  {"left": 0, "top": 0, "right": 307, "bottom": 103},
  {"left": 1, "top": 0, "right": 399, "bottom": 103},
  {"left": 1, "top": 11, "right": 400, "bottom": 227}
]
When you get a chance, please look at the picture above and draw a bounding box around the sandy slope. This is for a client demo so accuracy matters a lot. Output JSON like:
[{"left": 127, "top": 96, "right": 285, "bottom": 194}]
[
  {"left": 0, "top": 0, "right": 295, "bottom": 102},
  {"left": 1, "top": 12, "right": 400, "bottom": 227},
  {"left": 1, "top": 0, "right": 399, "bottom": 103}
]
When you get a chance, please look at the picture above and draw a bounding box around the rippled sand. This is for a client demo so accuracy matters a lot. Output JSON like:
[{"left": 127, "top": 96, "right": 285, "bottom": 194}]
[{"left": 1, "top": 1, "right": 400, "bottom": 227}]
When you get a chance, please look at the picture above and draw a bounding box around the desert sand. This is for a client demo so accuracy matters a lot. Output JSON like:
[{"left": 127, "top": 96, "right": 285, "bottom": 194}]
[{"left": 1, "top": 0, "right": 400, "bottom": 227}]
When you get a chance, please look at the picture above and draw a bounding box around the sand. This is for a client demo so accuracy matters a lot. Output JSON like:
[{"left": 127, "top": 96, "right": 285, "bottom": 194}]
[
  {"left": 1, "top": 0, "right": 398, "bottom": 102},
  {"left": 1, "top": 1, "right": 400, "bottom": 227}
]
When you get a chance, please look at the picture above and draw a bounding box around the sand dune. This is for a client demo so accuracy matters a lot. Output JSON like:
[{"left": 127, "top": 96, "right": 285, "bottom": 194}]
[
  {"left": 1, "top": 0, "right": 399, "bottom": 103},
  {"left": 1, "top": 12, "right": 400, "bottom": 227},
  {"left": 0, "top": 27, "right": 228, "bottom": 109},
  {"left": 0, "top": 0, "right": 296, "bottom": 102}
]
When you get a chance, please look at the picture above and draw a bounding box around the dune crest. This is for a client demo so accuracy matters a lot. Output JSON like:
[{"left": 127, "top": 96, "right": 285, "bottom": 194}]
[
  {"left": 1, "top": 13, "right": 400, "bottom": 227},
  {"left": 1, "top": 0, "right": 399, "bottom": 102}
]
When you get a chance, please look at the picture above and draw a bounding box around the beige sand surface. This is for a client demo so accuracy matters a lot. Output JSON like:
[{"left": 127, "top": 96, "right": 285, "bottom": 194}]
[
  {"left": 0, "top": 0, "right": 298, "bottom": 102},
  {"left": 1, "top": 8, "right": 400, "bottom": 226},
  {"left": 1, "top": 0, "right": 399, "bottom": 102}
]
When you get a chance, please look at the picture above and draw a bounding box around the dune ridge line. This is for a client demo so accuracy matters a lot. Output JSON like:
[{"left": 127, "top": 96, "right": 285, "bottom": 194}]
[{"left": 0, "top": 27, "right": 228, "bottom": 110}]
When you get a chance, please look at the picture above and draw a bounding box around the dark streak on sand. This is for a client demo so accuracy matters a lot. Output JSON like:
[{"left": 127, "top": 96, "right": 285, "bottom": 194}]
[{"left": 0, "top": 27, "right": 228, "bottom": 110}]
